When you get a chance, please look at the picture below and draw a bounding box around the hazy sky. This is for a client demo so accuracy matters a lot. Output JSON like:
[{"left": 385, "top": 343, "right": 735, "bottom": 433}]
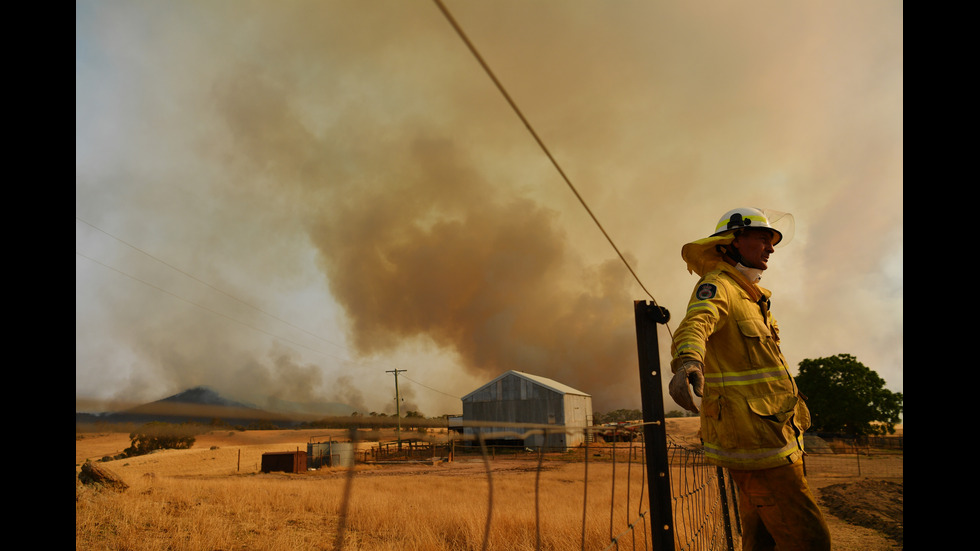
[{"left": 76, "top": 1, "right": 903, "bottom": 419}]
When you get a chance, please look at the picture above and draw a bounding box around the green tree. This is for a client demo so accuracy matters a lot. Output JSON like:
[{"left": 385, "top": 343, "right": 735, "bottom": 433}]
[{"left": 795, "top": 353, "right": 903, "bottom": 436}]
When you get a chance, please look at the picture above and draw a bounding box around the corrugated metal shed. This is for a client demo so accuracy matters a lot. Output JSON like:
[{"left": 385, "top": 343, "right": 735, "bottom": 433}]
[
  {"left": 461, "top": 370, "right": 593, "bottom": 449},
  {"left": 307, "top": 441, "right": 355, "bottom": 468},
  {"left": 261, "top": 450, "right": 308, "bottom": 473}
]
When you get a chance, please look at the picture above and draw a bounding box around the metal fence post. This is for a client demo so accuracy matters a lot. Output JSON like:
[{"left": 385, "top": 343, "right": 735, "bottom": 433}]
[{"left": 634, "top": 300, "right": 674, "bottom": 551}]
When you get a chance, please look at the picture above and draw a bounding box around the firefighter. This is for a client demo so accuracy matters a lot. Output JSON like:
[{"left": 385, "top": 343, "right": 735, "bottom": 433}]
[{"left": 668, "top": 207, "right": 831, "bottom": 551}]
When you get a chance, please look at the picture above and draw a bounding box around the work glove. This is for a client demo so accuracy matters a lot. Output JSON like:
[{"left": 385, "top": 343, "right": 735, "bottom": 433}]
[{"left": 669, "top": 360, "right": 704, "bottom": 414}]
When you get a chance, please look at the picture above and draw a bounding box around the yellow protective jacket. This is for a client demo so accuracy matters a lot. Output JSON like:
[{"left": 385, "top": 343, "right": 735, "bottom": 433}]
[{"left": 671, "top": 236, "right": 810, "bottom": 470}]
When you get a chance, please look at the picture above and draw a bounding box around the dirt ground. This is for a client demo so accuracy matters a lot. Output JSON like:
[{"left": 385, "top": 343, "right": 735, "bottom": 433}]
[
  {"left": 809, "top": 477, "right": 903, "bottom": 550},
  {"left": 818, "top": 479, "right": 902, "bottom": 542}
]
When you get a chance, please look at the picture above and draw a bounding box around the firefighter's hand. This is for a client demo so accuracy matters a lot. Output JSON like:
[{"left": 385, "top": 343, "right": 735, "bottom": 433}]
[{"left": 669, "top": 360, "right": 704, "bottom": 414}]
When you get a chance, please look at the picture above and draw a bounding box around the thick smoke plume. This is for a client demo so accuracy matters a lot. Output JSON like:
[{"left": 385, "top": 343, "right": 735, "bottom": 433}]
[
  {"left": 308, "top": 137, "right": 639, "bottom": 407},
  {"left": 76, "top": 1, "right": 902, "bottom": 417}
]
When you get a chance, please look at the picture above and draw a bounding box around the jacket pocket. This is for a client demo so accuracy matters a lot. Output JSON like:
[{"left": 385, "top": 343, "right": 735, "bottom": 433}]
[
  {"left": 745, "top": 393, "right": 799, "bottom": 448},
  {"left": 794, "top": 393, "right": 811, "bottom": 432},
  {"left": 736, "top": 319, "right": 776, "bottom": 368},
  {"left": 701, "top": 394, "right": 737, "bottom": 449}
]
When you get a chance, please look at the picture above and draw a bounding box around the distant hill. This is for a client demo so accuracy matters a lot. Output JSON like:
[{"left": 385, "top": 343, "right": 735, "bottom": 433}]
[
  {"left": 75, "top": 386, "right": 355, "bottom": 427},
  {"left": 159, "top": 386, "right": 258, "bottom": 409}
]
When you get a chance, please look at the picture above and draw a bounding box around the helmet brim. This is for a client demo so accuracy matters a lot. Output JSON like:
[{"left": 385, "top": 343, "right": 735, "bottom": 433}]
[
  {"left": 710, "top": 227, "right": 784, "bottom": 246},
  {"left": 710, "top": 208, "right": 794, "bottom": 248}
]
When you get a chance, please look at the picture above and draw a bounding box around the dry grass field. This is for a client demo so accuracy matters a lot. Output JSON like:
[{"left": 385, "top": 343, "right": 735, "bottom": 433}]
[{"left": 75, "top": 419, "right": 902, "bottom": 550}]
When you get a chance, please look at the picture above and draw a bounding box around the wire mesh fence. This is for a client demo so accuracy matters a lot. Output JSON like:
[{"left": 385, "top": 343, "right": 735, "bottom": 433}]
[
  {"left": 667, "top": 442, "right": 741, "bottom": 551},
  {"left": 328, "top": 422, "right": 901, "bottom": 551}
]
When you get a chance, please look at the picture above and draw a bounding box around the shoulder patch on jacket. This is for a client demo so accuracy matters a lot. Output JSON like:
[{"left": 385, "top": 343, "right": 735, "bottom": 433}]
[{"left": 696, "top": 283, "right": 717, "bottom": 300}]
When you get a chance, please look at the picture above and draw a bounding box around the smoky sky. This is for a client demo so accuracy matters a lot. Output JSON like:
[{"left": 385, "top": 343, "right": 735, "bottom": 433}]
[{"left": 76, "top": 1, "right": 902, "bottom": 417}]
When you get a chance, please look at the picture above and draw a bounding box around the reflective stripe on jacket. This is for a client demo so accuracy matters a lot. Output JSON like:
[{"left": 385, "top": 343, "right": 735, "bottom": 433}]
[{"left": 671, "top": 262, "right": 810, "bottom": 470}]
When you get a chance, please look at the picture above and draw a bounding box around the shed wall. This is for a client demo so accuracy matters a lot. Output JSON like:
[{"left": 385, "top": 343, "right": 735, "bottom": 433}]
[
  {"left": 307, "top": 442, "right": 354, "bottom": 468},
  {"left": 462, "top": 372, "right": 592, "bottom": 449},
  {"left": 261, "top": 451, "right": 307, "bottom": 473},
  {"left": 561, "top": 393, "right": 593, "bottom": 448}
]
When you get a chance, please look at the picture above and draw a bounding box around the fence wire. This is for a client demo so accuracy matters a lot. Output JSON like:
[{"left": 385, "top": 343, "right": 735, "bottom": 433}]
[{"left": 666, "top": 441, "right": 740, "bottom": 551}]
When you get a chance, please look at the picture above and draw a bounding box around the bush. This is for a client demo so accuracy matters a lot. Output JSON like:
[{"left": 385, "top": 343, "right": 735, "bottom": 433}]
[{"left": 124, "top": 422, "right": 200, "bottom": 457}]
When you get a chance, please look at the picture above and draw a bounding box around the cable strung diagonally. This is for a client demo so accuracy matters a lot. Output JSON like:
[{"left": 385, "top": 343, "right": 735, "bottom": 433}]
[{"left": 432, "top": 0, "right": 661, "bottom": 307}]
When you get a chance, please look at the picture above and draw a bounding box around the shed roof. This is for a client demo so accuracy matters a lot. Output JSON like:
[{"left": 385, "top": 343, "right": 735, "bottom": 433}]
[{"left": 462, "top": 370, "right": 591, "bottom": 400}]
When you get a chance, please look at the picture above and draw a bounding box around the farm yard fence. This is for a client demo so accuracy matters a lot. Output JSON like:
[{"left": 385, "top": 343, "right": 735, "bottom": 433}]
[
  {"left": 327, "top": 301, "right": 901, "bottom": 550},
  {"left": 332, "top": 421, "right": 901, "bottom": 551},
  {"left": 333, "top": 423, "right": 740, "bottom": 551},
  {"left": 802, "top": 450, "right": 903, "bottom": 479}
]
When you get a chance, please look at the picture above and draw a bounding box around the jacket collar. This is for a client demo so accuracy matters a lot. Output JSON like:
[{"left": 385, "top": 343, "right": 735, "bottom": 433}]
[
  {"left": 681, "top": 235, "right": 773, "bottom": 302},
  {"left": 717, "top": 262, "right": 773, "bottom": 305},
  {"left": 680, "top": 234, "right": 734, "bottom": 277}
]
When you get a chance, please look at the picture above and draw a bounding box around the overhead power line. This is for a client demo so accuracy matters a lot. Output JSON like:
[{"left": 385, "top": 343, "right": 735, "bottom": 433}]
[
  {"left": 432, "top": 0, "right": 660, "bottom": 307},
  {"left": 401, "top": 375, "right": 462, "bottom": 400}
]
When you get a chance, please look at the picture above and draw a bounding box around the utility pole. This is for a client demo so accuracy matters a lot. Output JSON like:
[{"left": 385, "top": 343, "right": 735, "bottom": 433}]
[{"left": 386, "top": 369, "right": 407, "bottom": 450}]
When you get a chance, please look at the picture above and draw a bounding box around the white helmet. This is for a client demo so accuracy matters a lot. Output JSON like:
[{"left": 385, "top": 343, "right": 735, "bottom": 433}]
[{"left": 710, "top": 207, "right": 794, "bottom": 247}]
